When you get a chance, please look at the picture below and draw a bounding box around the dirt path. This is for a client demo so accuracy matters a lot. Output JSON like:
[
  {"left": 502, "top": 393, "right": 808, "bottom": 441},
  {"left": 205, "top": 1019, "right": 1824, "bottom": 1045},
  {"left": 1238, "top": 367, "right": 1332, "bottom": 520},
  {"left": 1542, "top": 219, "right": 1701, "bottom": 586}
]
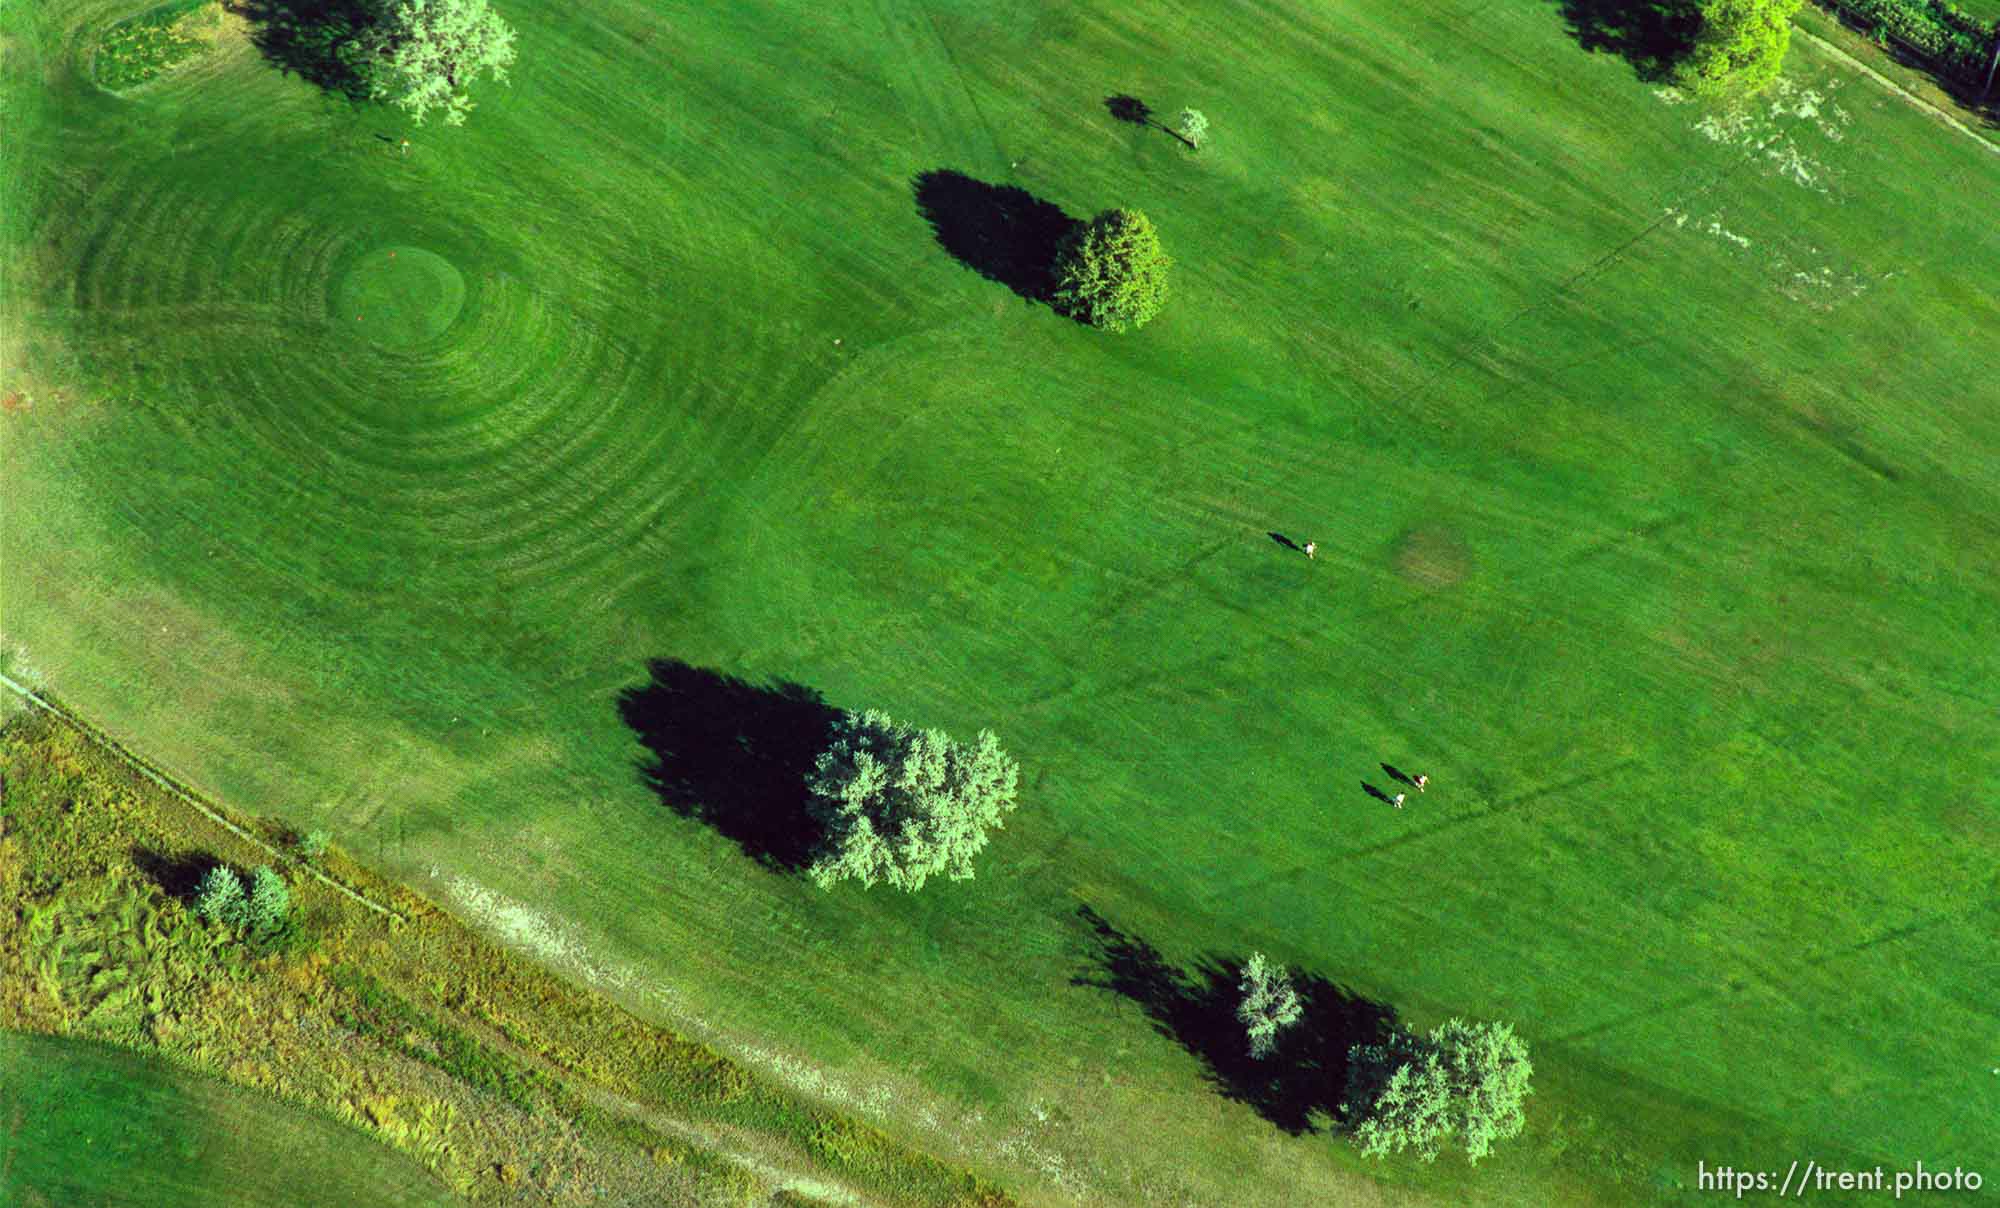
[{"left": 452, "top": 1006, "right": 877, "bottom": 1207}]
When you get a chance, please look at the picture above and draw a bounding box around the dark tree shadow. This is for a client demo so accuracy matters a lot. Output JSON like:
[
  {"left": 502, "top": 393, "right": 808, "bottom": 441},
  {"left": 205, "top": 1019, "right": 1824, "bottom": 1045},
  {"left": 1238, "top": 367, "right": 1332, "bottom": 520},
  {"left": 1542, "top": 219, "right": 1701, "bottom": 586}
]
[
  {"left": 1103, "top": 94, "right": 1197, "bottom": 149},
  {"left": 913, "top": 170, "right": 1080, "bottom": 304},
  {"left": 130, "top": 846, "right": 216, "bottom": 904},
  {"left": 1105, "top": 94, "right": 1152, "bottom": 125},
  {"left": 616, "top": 659, "right": 840, "bottom": 872},
  {"left": 1073, "top": 906, "right": 1396, "bottom": 1134},
  {"left": 1556, "top": 0, "right": 1702, "bottom": 83},
  {"left": 233, "top": 0, "right": 379, "bottom": 99}
]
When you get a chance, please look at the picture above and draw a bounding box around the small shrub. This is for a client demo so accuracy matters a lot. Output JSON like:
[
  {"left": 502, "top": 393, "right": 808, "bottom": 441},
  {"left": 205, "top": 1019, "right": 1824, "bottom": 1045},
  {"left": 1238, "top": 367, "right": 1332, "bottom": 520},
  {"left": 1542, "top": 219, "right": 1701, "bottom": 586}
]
[
  {"left": 246, "top": 865, "right": 291, "bottom": 937},
  {"left": 299, "top": 829, "right": 332, "bottom": 861},
  {"left": 1050, "top": 209, "right": 1171, "bottom": 333},
  {"left": 194, "top": 864, "right": 248, "bottom": 930}
]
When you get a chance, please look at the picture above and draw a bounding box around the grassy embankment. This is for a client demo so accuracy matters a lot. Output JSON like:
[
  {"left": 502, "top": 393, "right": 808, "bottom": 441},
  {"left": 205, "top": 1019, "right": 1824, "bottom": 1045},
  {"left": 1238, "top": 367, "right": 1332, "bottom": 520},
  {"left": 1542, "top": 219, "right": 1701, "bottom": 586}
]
[{"left": 0, "top": 711, "right": 1013, "bottom": 1206}]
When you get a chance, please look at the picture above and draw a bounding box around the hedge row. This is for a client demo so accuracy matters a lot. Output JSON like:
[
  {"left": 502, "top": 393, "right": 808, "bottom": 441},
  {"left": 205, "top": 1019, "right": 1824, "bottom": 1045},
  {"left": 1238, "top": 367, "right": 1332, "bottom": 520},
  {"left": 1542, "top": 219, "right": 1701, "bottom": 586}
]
[{"left": 1822, "top": 0, "right": 1997, "bottom": 83}]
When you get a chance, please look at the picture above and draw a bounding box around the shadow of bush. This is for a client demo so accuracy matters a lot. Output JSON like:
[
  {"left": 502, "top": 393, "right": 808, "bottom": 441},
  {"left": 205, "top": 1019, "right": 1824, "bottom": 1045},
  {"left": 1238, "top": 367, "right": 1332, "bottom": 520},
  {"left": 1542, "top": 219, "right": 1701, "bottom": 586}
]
[
  {"left": 1073, "top": 906, "right": 1397, "bottom": 1134},
  {"left": 130, "top": 845, "right": 214, "bottom": 904},
  {"left": 616, "top": 659, "right": 839, "bottom": 873}
]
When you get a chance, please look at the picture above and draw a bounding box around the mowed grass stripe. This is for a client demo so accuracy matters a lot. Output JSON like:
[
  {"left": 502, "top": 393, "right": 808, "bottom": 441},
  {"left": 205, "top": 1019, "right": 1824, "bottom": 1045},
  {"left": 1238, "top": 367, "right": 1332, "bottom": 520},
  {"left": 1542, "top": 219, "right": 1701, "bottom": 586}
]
[{"left": 7, "top": 0, "right": 2000, "bottom": 1203}]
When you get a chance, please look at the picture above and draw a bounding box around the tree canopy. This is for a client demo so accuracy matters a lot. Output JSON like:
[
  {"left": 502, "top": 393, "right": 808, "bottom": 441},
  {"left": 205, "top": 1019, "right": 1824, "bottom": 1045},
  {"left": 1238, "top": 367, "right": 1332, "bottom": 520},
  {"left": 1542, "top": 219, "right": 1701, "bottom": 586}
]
[
  {"left": 1343, "top": 1018, "right": 1533, "bottom": 1163},
  {"left": 360, "top": 0, "right": 518, "bottom": 127},
  {"left": 1679, "top": 0, "right": 1802, "bottom": 96},
  {"left": 1236, "top": 951, "right": 1302, "bottom": 1058},
  {"left": 1050, "top": 208, "right": 1171, "bottom": 332},
  {"left": 805, "top": 709, "right": 1021, "bottom": 892},
  {"left": 1177, "top": 108, "right": 1210, "bottom": 148}
]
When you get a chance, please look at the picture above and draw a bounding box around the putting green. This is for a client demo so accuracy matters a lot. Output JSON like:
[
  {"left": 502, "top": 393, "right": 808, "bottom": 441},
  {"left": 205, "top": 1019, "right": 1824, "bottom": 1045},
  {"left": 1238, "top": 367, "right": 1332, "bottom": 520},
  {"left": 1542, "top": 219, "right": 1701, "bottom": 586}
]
[{"left": 332, "top": 247, "right": 465, "bottom": 347}]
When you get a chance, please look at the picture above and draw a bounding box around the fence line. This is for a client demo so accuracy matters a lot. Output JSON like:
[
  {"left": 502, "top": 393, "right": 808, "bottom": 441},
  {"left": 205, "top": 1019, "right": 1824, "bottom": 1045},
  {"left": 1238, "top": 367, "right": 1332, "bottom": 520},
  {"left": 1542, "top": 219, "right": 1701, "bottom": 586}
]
[{"left": 0, "top": 670, "right": 407, "bottom": 922}]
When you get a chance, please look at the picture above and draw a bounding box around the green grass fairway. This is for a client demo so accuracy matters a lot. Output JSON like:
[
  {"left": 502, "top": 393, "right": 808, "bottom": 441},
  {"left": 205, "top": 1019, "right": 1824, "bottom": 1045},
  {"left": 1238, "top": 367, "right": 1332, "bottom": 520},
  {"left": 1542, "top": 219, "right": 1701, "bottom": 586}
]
[
  {"left": 0, "top": 1030, "right": 448, "bottom": 1206},
  {"left": 5, "top": 0, "right": 1999, "bottom": 1202}
]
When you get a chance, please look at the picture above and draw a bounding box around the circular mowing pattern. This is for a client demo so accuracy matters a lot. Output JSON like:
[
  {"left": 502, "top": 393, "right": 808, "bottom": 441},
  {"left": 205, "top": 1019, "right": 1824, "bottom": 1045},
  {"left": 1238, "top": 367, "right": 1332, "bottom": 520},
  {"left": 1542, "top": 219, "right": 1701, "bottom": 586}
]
[{"left": 333, "top": 247, "right": 466, "bottom": 347}]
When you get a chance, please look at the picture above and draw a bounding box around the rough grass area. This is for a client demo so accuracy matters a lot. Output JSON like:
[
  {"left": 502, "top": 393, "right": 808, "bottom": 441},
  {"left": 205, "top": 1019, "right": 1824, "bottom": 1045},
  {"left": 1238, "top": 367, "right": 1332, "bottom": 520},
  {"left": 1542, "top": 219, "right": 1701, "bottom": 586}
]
[
  {"left": 92, "top": 1, "right": 218, "bottom": 91},
  {"left": 0, "top": 714, "right": 1014, "bottom": 1206}
]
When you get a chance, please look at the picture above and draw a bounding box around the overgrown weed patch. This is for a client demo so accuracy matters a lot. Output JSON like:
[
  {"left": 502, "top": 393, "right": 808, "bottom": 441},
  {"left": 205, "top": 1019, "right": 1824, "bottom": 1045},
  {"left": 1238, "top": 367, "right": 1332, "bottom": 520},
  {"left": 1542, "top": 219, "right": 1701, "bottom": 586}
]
[{"left": 0, "top": 714, "right": 1014, "bottom": 1204}]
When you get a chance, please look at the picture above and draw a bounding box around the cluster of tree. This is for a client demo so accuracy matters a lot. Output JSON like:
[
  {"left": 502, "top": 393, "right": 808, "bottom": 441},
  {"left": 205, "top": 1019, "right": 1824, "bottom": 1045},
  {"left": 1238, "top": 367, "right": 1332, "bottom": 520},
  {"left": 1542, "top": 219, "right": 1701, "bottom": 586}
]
[
  {"left": 194, "top": 863, "right": 293, "bottom": 941},
  {"left": 805, "top": 709, "right": 1021, "bottom": 892},
  {"left": 1679, "top": 0, "right": 1804, "bottom": 96},
  {"left": 1233, "top": 954, "right": 1533, "bottom": 1163}
]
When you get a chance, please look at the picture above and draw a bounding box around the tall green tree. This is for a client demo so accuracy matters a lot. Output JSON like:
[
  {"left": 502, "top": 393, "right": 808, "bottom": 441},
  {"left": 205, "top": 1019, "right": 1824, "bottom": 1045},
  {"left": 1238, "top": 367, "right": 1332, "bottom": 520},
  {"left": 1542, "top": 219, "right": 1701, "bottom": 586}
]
[
  {"left": 1236, "top": 952, "right": 1302, "bottom": 1058},
  {"left": 1343, "top": 1018, "right": 1532, "bottom": 1163},
  {"left": 360, "top": 0, "right": 518, "bottom": 126},
  {"left": 1679, "top": 0, "right": 1802, "bottom": 96},
  {"left": 1050, "top": 208, "right": 1171, "bottom": 332},
  {"left": 805, "top": 709, "right": 1021, "bottom": 892}
]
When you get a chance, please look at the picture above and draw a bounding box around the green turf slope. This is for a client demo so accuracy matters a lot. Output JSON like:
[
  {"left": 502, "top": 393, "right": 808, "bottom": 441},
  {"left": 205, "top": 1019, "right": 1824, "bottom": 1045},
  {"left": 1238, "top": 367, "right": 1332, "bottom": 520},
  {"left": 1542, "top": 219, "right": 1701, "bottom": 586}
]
[
  {"left": 4, "top": 0, "right": 1998, "bottom": 1203},
  {"left": 0, "top": 1030, "right": 448, "bottom": 1207}
]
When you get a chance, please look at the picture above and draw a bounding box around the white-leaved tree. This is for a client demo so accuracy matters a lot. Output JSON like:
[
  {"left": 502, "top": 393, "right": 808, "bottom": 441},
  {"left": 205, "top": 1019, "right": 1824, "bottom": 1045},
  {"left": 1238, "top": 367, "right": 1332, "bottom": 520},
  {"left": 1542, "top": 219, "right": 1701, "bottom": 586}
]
[
  {"left": 1177, "top": 108, "right": 1209, "bottom": 149},
  {"left": 805, "top": 709, "right": 1020, "bottom": 892},
  {"left": 361, "top": 0, "right": 517, "bottom": 127},
  {"left": 1236, "top": 951, "right": 1302, "bottom": 1058}
]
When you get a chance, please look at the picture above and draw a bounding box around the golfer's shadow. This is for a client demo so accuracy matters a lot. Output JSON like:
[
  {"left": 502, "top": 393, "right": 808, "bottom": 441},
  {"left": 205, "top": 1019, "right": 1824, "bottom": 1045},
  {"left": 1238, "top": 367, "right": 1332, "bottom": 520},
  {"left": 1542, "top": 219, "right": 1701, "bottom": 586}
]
[
  {"left": 1361, "top": 782, "right": 1396, "bottom": 804},
  {"left": 1380, "top": 764, "right": 1415, "bottom": 787},
  {"left": 1268, "top": 532, "right": 1302, "bottom": 553}
]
